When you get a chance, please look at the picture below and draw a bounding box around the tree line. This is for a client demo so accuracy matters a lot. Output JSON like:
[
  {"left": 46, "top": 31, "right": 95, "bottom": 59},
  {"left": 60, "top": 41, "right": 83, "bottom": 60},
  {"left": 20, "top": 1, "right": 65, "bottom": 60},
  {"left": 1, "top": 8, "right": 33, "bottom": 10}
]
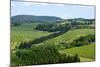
[
  {"left": 11, "top": 45, "right": 80, "bottom": 66},
  {"left": 57, "top": 34, "right": 95, "bottom": 49},
  {"left": 35, "top": 19, "right": 94, "bottom": 32},
  {"left": 18, "top": 23, "right": 71, "bottom": 49},
  {"left": 18, "top": 21, "right": 95, "bottom": 49}
]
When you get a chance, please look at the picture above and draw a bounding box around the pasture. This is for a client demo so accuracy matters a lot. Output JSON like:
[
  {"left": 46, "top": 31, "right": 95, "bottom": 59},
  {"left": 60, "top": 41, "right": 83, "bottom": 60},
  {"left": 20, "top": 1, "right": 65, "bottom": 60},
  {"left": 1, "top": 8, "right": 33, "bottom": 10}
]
[{"left": 60, "top": 43, "right": 95, "bottom": 61}]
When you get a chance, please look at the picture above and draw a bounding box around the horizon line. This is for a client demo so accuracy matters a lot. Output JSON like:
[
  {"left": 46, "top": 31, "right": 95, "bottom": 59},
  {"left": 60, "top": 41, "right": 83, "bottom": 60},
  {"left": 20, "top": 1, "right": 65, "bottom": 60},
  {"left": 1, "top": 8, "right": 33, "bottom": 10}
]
[{"left": 11, "top": 14, "right": 95, "bottom": 19}]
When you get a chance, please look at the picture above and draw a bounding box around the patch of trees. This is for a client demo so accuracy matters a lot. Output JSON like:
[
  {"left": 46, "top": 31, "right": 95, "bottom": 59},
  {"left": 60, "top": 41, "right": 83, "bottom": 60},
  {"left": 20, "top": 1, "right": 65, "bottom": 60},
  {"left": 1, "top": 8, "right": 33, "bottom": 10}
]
[
  {"left": 18, "top": 22, "right": 95, "bottom": 49},
  {"left": 12, "top": 23, "right": 21, "bottom": 26},
  {"left": 73, "top": 25, "right": 95, "bottom": 29},
  {"left": 70, "top": 21, "right": 94, "bottom": 26},
  {"left": 70, "top": 34, "right": 95, "bottom": 47},
  {"left": 58, "top": 34, "right": 95, "bottom": 49},
  {"left": 35, "top": 23, "right": 72, "bottom": 32},
  {"left": 12, "top": 45, "right": 80, "bottom": 66},
  {"left": 67, "top": 18, "right": 95, "bottom": 22},
  {"left": 18, "top": 24, "right": 71, "bottom": 49},
  {"left": 35, "top": 19, "right": 94, "bottom": 32}
]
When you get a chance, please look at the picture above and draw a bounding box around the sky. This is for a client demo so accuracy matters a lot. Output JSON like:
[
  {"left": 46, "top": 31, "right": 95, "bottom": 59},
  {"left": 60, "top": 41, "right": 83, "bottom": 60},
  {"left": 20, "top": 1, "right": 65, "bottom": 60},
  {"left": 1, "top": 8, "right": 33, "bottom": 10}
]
[{"left": 11, "top": 1, "right": 95, "bottom": 19}]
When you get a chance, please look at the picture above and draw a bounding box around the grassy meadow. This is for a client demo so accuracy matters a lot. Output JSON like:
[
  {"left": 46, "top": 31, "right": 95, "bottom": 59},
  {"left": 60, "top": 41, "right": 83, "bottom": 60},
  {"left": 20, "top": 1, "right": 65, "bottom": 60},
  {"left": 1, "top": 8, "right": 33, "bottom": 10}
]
[
  {"left": 60, "top": 43, "right": 95, "bottom": 61},
  {"left": 42, "top": 29, "right": 95, "bottom": 45},
  {"left": 11, "top": 1, "right": 95, "bottom": 66},
  {"left": 11, "top": 23, "right": 51, "bottom": 49},
  {"left": 11, "top": 16, "right": 95, "bottom": 66}
]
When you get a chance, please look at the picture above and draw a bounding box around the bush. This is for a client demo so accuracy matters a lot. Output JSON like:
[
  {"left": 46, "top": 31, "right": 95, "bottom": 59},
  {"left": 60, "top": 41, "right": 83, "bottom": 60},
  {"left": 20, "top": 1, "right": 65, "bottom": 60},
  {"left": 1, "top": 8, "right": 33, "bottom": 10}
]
[
  {"left": 12, "top": 23, "right": 21, "bottom": 26},
  {"left": 12, "top": 45, "right": 80, "bottom": 66},
  {"left": 58, "top": 34, "right": 95, "bottom": 48}
]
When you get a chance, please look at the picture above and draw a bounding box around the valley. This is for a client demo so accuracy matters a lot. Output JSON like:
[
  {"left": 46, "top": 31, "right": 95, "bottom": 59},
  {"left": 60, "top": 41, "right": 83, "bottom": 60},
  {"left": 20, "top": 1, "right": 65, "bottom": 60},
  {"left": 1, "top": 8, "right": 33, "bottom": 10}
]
[{"left": 11, "top": 15, "right": 95, "bottom": 66}]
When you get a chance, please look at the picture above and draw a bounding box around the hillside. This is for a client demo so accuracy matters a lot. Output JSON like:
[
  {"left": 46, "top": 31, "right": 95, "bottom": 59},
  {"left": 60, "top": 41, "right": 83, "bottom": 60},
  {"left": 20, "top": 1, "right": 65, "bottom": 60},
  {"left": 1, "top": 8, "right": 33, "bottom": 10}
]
[
  {"left": 42, "top": 29, "right": 95, "bottom": 45},
  {"left": 11, "top": 23, "right": 51, "bottom": 49},
  {"left": 11, "top": 15, "right": 62, "bottom": 23},
  {"left": 60, "top": 43, "right": 95, "bottom": 61},
  {"left": 11, "top": 15, "right": 95, "bottom": 66}
]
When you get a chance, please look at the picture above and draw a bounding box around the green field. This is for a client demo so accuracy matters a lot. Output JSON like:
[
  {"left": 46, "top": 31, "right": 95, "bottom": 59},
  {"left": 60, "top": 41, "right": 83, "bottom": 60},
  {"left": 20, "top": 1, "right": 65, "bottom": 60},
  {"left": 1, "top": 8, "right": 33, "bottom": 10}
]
[
  {"left": 42, "top": 29, "right": 95, "bottom": 45},
  {"left": 11, "top": 23, "right": 51, "bottom": 49},
  {"left": 11, "top": 17, "right": 95, "bottom": 66},
  {"left": 60, "top": 43, "right": 95, "bottom": 61},
  {"left": 10, "top": 2, "right": 96, "bottom": 66}
]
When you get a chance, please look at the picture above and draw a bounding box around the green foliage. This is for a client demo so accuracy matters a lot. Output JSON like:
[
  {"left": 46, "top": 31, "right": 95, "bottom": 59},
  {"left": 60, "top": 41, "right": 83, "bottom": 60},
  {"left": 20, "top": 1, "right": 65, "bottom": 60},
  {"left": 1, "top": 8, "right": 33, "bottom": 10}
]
[
  {"left": 35, "top": 18, "right": 94, "bottom": 32},
  {"left": 73, "top": 25, "right": 95, "bottom": 29},
  {"left": 60, "top": 43, "right": 95, "bottom": 60},
  {"left": 11, "top": 15, "right": 62, "bottom": 24},
  {"left": 12, "top": 23, "right": 21, "bottom": 26},
  {"left": 42, "top": 29, "right": 94, "bottom": 47},
  {"left": 18, "top": 23, "right": 72, "bottom": 49},
  {"left": 11, "top": 23, "right": 51, "bottom": 49},
  {"left": 11, "top": 17, "right": 95, "bottom": 66},
  {"left": 60, "top": 34, "right": 95, "bottom": 48},
  {"left": 35, "top": 23, "right": 71, "bottom": 32},
  {"left": 12, "top": 45, "right": 80, "bottom": 66}
]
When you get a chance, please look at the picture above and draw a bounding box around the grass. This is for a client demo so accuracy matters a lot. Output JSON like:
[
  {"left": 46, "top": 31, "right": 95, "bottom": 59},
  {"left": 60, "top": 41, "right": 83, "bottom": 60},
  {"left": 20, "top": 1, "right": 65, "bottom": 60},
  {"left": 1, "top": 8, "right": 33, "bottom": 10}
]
[
  {"left": 60, "top": 43, "right": 95, "bottom": 61},
  {"left": 80, "top": 57, "right": 94, "bottom": 62},
  {"left": 11, "top": 22, "right": 95, "bottom": 64},
  {"left": 11, "top": 23, "right": 51, "bottom": 49},
  {"left": 42, "top": 29, "right": 95, "bottom": 45}
]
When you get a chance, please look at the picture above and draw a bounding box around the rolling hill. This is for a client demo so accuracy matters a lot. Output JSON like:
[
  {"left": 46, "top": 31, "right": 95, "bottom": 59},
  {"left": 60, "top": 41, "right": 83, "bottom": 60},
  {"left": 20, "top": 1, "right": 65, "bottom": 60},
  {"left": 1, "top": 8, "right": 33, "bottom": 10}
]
[
  {"left": 42, "top": 29, "right": 95, "bottom": 45},
  {"left": 11, "top": 15, "right": 63, "bottom": 23},
  {"left": 60, "top": 43, "right": 95, "bottom": 61},
  {"left": 11, "top": 15, "right": 95, "bottom": 66}
]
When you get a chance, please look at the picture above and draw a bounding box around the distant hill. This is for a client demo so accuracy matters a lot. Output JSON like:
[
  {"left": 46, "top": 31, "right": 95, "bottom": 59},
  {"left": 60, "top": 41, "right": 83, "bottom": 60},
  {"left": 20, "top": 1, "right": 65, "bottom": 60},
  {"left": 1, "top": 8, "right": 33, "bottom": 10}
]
[
  {"left": 11, "top": 15, "right": 63, "bottom": 23},
  {"left": 67, "top": 18, "right": 95, "bottom": 21},
  {"left": 55, "top": 18, "right": 95, "bottom": 24}
]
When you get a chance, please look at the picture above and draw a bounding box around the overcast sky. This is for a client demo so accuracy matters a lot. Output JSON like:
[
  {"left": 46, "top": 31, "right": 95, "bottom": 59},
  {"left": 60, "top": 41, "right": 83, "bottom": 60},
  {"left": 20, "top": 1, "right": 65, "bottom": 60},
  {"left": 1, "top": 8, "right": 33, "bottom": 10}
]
[{"left": 11, "top": 1, "right": 95, "bottom": 19}]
